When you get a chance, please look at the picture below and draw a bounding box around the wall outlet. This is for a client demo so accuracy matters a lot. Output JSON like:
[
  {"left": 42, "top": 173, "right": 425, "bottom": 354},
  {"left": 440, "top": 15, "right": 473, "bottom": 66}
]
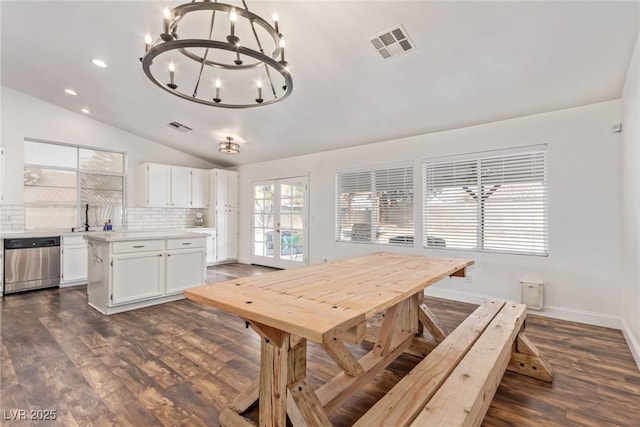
[
  {"left": 466, "top": 273, "right": 473, "bottom": 283},
  {"left": 324, "top": 258, "right": 328, "bottom": 263}
]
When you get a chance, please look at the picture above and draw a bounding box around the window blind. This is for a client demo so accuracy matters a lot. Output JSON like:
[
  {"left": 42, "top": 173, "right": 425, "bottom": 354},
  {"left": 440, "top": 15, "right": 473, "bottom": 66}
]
[
  {"left": 336, "top": 163, "right": 414, "bottom": 245},
  {"left": 423, "top": 147, "right": 547, "bottom": 255}
]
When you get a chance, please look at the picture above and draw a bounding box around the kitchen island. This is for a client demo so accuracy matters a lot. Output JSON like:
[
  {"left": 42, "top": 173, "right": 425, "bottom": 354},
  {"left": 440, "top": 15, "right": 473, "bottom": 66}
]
[{"left": 85, "top": 231, "right": 207, "bottom": 314}]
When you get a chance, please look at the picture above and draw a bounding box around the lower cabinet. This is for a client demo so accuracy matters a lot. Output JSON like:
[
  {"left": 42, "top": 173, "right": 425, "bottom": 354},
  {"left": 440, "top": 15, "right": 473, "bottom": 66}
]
[
  {"left": 166, "top": 249, "right": 206, "bottom": 294},
  {"left": 61, "top": 235, "right": 88, "bottom": 286},
  {"left": 87, "top": 235, "right": 206, "bottom": 315},
  {"left": 112, "top": 252, "right": 163, "bottom": 304}
]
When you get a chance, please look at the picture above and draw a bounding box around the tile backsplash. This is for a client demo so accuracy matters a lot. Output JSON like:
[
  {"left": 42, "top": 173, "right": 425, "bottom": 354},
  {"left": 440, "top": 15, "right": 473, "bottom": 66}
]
[
  {"left": 0, "top": 205, "right": 206, "bottom": 233},
  {"left": 0, "top": 204, "right": 25, "bottom": 232},
  {"left": 126, "top": 207, "right": 207, "bottom": 230}
]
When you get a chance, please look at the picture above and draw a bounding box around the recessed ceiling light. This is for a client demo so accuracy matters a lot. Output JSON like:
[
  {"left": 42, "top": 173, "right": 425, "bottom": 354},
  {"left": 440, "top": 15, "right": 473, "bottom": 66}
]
[
  {"left": 81, "top": 108, "right": 91, "bottom": 114},
  {"left": 91, "top": 58, "right": 108, "bottom": 68},
  {"left": 64, "top": 88, "right": 78, "bottom": 96}
]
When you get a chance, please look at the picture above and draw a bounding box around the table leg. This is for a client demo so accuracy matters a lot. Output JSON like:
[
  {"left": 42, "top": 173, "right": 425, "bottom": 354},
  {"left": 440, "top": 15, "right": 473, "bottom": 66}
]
[{"left": 259, "top": 333, "right": 289, "bottom": 427}]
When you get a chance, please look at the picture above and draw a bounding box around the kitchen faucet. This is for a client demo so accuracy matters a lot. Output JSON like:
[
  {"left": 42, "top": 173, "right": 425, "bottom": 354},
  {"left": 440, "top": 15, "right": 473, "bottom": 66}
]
[{"left": 84, "top": 203, "right": 90, "bottom": 231}]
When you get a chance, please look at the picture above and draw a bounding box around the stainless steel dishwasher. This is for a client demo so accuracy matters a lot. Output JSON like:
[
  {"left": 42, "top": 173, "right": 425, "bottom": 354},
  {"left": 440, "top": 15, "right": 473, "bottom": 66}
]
[{"left": 3, "top": 237, "right": 60, "bottom": 294}]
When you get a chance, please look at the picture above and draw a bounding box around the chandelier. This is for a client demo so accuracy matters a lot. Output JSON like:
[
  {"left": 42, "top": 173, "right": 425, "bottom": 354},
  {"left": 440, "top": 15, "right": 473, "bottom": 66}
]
[
  {"left": 141, "top": 0, "right": 293, "bottom": 109},
  {"left": 219, "top": 136, "right": 240, "bottom": 154}
]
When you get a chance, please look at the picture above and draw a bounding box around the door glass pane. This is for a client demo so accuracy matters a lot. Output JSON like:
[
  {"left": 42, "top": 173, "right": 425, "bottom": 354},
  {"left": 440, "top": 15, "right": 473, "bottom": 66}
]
[
  {"left": 253, "top": 183, "right": 275, "bottom": 258},
  {"left": 280, "top": 181, "right": 304, "bottom": 263}
]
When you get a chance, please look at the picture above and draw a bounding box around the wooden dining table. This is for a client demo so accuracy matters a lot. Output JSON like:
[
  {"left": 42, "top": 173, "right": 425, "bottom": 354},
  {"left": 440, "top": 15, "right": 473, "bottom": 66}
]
[{"left": 185, "top": 252, "right": 474, "bottom": 426}]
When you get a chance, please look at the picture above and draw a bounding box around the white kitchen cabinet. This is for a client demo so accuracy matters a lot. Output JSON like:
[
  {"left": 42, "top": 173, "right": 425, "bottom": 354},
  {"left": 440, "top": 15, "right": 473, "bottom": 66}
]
[
  {"left": 166, "top": 249, "right": 206, "bottom": 294},
  {"left": 170, "top": 166, "right": 190, "bottom": 207},
  {"left": 210, "top": 169, "right": 239, "bottom": 263},
  {"left": 86, "top": 232, "right": 206, "bottom": 315},
  {"left": 190, "top": 168, "right": 209, "bottom": 208},
  {"left": 61, "top": 235, "right": 88, "bottom": 287},
  {"left": 112, "top": 252, "right": 163, "bottom": 304},
  {"left": 188, "top": 227, "right": 216, "bottom": 265},
  {"left": 146, "top": 163, "right": 170, "bottom": 207},
  {"left": 143, "top": 163, "right": 207, "bottom": 208}
]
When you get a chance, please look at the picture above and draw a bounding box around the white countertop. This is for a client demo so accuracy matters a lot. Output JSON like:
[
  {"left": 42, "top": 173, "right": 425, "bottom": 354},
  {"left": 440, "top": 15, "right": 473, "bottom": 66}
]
[
  {"left": 84, "top": 230, "right": 208, "bottom": 242},
  {"left": 1, "top": 228, "right": 214, "bottom": 240}
]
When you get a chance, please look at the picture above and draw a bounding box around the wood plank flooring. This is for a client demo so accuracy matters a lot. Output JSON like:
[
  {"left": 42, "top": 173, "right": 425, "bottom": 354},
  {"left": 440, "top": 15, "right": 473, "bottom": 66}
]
[{"left": 1, "top": 263, "right": 639, "bottom": 426}]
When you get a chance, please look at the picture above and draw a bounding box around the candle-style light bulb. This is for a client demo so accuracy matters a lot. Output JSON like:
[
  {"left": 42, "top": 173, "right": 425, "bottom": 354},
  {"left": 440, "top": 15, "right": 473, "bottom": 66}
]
[
  {"left": 227, "top": 8, "right": 239, "bottom": 44},
  {"left": 256, "top": 79, "right": 263, "bottom": 104},
  {"left": 167, "top": 61, "right": 177, "bottom": 89},
  {"left": 230, "top": 8, "right": 237, "bottom": 35},
  {"left": 234, "top": 43, "right": 243, "bottom": 65},
  {"left": 162, "top": 7, "right": 174, "bottom": 40},
  {"left": 213, "top": 79, "right": 221, "bottom": 103},
  {"left": 144, "top": 33, "right": 152, "bottom": 51},
  {"left": 272, "top": 12, "right": 279, "bottom": 34},
  {"left": 279, "top": 37, "right": 287, "bottom": 65}
]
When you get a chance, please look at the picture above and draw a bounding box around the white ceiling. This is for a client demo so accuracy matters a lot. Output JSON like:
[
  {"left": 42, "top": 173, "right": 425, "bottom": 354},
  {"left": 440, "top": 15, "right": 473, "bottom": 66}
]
[{"left": 2, "top": 1, "right": 638, "bottom": 167}]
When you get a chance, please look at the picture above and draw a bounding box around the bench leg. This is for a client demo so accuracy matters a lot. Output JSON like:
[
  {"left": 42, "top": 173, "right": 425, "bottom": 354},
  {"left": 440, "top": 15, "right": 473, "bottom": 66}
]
[{"left": 508, "top": 332, "right": 554, "bottom": 382}]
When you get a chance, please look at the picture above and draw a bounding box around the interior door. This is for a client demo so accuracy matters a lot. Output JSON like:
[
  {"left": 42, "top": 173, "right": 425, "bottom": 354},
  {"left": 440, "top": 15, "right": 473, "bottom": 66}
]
[{"left": 251, "top": 176, "right": 308, "bottom": 269}]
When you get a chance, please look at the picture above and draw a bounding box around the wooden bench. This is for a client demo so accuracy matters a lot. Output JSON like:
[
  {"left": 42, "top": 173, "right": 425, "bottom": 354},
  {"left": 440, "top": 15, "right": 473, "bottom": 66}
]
[{"left": 354, "top": 299, "right": 553, "bottom": 427}]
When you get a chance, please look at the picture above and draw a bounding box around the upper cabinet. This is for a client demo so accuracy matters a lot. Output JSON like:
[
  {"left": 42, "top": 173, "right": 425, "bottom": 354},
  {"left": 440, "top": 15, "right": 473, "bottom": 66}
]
[
  {"left": 213, "top": 168, "right": 238, "bottom": 208},
  {"left": 190, "top": 168, "right": 210, "bottom": 208},
  {"left": 142, "top": 163, "right": 209, "bottom": 208}
]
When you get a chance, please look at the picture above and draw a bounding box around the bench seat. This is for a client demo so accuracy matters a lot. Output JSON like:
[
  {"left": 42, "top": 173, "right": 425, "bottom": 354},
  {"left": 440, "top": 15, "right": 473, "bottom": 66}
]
[{"left": 355, "top": 299, "right": 552, "bottom": 427}]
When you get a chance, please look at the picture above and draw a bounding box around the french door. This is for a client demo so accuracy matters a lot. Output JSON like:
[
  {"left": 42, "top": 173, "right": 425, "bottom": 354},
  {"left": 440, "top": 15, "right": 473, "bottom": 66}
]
[{"left": 251, "top": 176, "right": 308, "bottom": 269}]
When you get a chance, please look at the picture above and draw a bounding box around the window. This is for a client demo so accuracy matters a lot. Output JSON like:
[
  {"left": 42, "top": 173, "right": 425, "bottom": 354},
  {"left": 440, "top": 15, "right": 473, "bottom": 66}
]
[
  {"left": 423, "top": 146, "right": 547, "bottom": 255},
  {"left": 336, "top": 163, "right": 414, "bottom": 246},
  {"left": 24, "top": 139, "right": 125, "bottom": 231}
]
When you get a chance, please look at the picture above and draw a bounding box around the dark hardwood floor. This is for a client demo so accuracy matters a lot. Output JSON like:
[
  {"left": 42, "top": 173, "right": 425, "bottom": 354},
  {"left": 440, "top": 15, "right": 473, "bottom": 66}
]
[{"left": 1, "top": 263, "right": 639, "bottom": 426}]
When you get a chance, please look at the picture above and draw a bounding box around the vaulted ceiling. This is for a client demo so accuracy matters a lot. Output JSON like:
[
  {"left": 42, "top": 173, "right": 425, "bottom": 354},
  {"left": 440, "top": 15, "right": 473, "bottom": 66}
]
[{"left": 2, "top": 1, "right": 638, "bottom": 166}]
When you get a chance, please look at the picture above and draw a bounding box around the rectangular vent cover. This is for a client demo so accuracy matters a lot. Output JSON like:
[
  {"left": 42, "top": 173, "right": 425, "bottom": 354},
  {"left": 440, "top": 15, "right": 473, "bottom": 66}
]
[
  {"left": 168, "top": 121, "right": 193, "bottom": 132},
  {"left": 368, "top": 24, "right": 416, "bottom": 60},
  {"left": 521, "top": 280, "right": 544, "bottom": 310}
]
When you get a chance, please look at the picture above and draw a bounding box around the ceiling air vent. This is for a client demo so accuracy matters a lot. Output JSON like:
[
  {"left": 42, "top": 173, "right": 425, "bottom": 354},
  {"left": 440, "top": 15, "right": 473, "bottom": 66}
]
[
  {"left": 168, "top": 121, "right": 193, "bottom": 132},
  {"left": 368, "top": 25, "right": 415, "bottom": 60}
]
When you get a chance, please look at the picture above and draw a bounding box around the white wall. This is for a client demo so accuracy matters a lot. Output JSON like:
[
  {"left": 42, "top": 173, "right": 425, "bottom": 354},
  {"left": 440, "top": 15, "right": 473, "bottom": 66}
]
[
  {"left": 0, "top": 86, "right": 215, "bottom": 207},
  {"left": 237, "top": 100, "right": 624, "bottom": 329},
  {"left": 622, "top": 32, "right": 640, "bottom": 367}
]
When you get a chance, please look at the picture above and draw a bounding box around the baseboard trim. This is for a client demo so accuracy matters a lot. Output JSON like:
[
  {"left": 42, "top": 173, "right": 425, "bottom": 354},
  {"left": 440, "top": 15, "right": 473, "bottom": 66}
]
[
  {"left": 621, "top": 318, "right": 640, "bottom": 370},
  {"left": 424, "top": 287, "right": 621, "bottom": 329}
]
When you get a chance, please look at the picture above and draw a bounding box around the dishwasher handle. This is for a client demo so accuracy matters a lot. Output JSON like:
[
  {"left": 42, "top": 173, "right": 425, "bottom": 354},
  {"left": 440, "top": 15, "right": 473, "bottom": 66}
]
[{"left": 4, "top": 237, "right": 61, "bottom": 249}]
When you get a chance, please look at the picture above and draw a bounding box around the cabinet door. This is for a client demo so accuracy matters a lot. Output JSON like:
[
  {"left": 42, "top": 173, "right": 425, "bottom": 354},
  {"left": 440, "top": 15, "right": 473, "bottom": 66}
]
[
  {"left": 112, "top": 252, "right": 163, "bottom": 304},
  {"left": 166, "top": 249, "right": 205, "bottom": 294},
  {"left": 216, "top": 207, "right": 228, "bottom": 261},
  {"left": 170, "top": 166, "right": 190, "bottom": 207},
  {"left": 215, "top": 170, "right": 229, "bottom": 208},
  {"left": 228, "top": 206, "right": 239, "bottom": 259},
  {"left": 227, "top": 171, "right": 239, "bottom": 207},
  {"left": 190, "top": 169, "right": 209, "bottom": 208},
  {"left": 61, "top": 244, "right": 88, "bottom": 284},
  {"left": 147, "top": 163, "right": 170, "bottom": 207}
]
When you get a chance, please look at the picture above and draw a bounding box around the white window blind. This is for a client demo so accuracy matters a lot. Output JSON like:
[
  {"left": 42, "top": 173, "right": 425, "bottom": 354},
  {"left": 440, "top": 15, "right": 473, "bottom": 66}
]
[
  {"left": 336, "top": 163, "right": 414, "bottom": 246},
  {"left": 423, "top": 147, "right": 547, "bottom": 255}
]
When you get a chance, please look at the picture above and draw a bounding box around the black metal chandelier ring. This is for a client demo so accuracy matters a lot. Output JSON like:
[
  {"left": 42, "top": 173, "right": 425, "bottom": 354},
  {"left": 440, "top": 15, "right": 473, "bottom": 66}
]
[{"left": 142, "top": 39, "right": 293, "bottom": 109}]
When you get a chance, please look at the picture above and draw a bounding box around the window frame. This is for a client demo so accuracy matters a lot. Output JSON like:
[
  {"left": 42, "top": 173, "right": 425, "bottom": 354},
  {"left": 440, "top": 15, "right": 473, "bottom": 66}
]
[
  {"left": 422, "top": 145, "right": 548, "bottom": 256},
  {"left": 23, "top": 138, "right": 127, "bottom": 231},
  {"left": 335, "top": 161, "right": 415, "bottom": 246}
]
